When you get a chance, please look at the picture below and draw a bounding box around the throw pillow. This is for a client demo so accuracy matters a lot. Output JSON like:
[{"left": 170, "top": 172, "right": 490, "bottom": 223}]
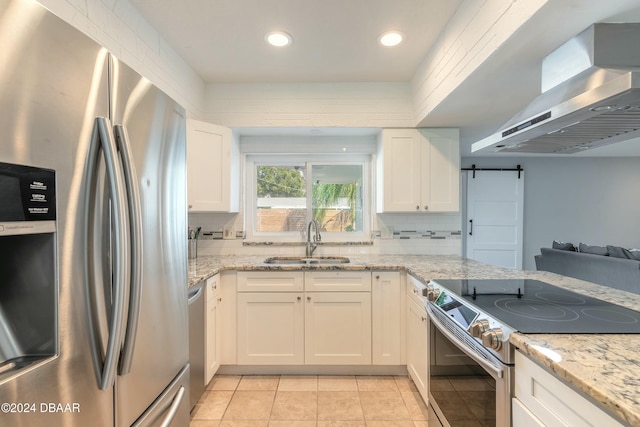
[
  {"left": 578, "top": 243, "right": 608, "bottom": 256},
  {"left": 607, "top": 245, "right": 640, "bottom": 260},
  {"left": 552, "top": 240, "right": 576, "bottom": 251}
]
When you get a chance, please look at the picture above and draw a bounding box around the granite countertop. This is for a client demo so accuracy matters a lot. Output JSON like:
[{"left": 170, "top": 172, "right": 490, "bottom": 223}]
[{"left": 187, "top": 254, "right": 640, "bottom": 425}]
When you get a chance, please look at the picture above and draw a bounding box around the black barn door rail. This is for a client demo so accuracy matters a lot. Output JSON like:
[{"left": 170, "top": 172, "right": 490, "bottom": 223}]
[{"left": 462, "top": 164, "right": 523, "bottom": 179}]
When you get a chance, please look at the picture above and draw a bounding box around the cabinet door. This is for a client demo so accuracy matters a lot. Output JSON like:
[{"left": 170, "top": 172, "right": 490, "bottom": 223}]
[
  {"left": 377, "top": 128, "right": 460, "bottom": 213},
  {"left": 186, "top": 119, "right": 237, "bottom": 212},
  {"left": 421, "top": 129, "right": 460, "bottom": 212},
  {"left": 372, "top": 271, "right": 404, "bottom": 365},
  {"left": 377, "top": 129, "right": 423, "bottom": 212},
  {"left": 206, "top": 295, "right": 220, "bottom": 383},
  {"left": 406, "top": 297, "right": 428, "bottom": 402},
  {"left": 305, "top": 292, "right": 372, "bottom": 365},
  {"left": 237, "top": 292, "right": 304, "bottom": 365},
  {"left": 512, "top": 398, "right": 545, "bottom": 427},
  {"left": 220, "top": 271, "right": 237, "bottom": 364},
  {"left": 514, "top": 351, "right": 624, "bottom": 427},
  {"left": 205, "top": 275, "right": 221, "bottom": 383}
]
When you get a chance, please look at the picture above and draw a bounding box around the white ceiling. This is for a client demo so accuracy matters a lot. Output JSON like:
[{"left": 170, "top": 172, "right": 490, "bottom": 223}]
[
  {"left": 129, "top": 0, "right": 462, "bottom": 83},
  {"left": 130, "top": 0, "right": 640, "bottom": 157}
]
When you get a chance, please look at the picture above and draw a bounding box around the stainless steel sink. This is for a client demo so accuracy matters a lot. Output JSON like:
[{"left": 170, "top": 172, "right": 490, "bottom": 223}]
[{"left": 264, "top": 256, "right": 350, "bottom": 265}]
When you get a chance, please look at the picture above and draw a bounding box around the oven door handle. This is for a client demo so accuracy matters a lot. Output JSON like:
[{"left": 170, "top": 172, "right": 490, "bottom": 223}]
[{"left": 427, "top": 304, "right": 504, "bottom": 379}]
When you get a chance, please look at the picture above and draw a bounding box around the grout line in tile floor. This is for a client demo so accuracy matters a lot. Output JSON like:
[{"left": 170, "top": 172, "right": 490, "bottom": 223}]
[{"left": 190, "top": 374, "right": 430, "bottom": 427}]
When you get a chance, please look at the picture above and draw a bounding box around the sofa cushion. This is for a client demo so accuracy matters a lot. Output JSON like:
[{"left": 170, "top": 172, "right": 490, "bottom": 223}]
[
  {"left": 552, "top": 240, "right": 576, "bottom": 251},
  {"left": 578, "top": 243, "right": 608, "bottom": 256},
  {"left": 608, "top": 245, "right": 640, "bottom": 261},
  {"left": 538, "top": 247, "right": 640, "bottom": 294}
]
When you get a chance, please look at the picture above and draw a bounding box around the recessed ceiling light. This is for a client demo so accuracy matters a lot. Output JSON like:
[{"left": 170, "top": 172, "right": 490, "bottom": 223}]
[
  {"left": 378, "top": 31, "right": 404, "bottom": 47},
  {"left": 265, "top": 31, "right": 293, "bottom": 47}
]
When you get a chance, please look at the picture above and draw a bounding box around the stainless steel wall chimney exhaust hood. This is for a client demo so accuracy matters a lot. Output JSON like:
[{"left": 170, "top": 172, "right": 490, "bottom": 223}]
[{"left": 472, "top": 23, "right": 640, "bottom": 154}]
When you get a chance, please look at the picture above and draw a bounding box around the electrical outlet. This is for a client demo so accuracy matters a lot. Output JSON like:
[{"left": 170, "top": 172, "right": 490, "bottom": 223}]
[{"left": 223, "top": 227, "right": 235, "bottom": 240}]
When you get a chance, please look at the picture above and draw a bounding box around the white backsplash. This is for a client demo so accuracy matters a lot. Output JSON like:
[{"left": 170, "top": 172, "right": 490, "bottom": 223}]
[{"left": 188, "top": 211, "right": 461, "bottom": 256}]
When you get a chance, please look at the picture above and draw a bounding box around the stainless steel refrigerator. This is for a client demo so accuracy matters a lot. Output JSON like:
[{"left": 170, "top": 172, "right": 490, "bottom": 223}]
[{"left": 0, "top": 0, "right": 189, "bottom": 425}]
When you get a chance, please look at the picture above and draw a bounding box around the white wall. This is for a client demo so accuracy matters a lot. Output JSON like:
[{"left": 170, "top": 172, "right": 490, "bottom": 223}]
[
  {"left": 204, "top": 82, "right": 414, "bottom": 128},
  {"left": 462, "top": 157, "right": 640, "bottom": 270},
  {"left": 37, "top": 0, "right": 205, "bottom": 117},
  {"left": 411, "top": 0, "right": 547, "bottom": 125}
]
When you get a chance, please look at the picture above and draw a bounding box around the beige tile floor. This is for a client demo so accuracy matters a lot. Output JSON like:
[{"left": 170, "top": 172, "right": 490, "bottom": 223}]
[{"left": 190, "top": 375, "right": 430, "bottom": 427}]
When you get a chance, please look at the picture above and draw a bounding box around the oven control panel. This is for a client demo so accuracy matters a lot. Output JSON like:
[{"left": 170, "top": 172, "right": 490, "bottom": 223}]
[{"left": 428, "top": 280, "right": 515, "bottom": 360}]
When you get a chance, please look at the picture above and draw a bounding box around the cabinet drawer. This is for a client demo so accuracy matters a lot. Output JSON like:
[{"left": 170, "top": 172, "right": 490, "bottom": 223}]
[
  {"left": 304, "top": 271, "right": 371, "bottom": 292},
  {"left": 407, "top": 275, "right": 427, "bottom": 306},
  {"left": 237, "top": 271, "right": 304, "bottom": 292}
]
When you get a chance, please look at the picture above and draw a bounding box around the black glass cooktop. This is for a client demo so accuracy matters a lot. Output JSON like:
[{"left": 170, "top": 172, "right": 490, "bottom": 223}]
[{"left": 433, "top": 279, "right": 640, "bottom": 334}]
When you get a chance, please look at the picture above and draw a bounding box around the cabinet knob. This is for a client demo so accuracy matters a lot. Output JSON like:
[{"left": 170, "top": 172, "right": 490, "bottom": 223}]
[
  {"left": 217, "top": 297, "right": 222, "bottom": 302},
  {"left": 416, "top": 205, "right": 420, "bottom": 210},
  {"left": 421, "top": 316, "right": 427, "bottom": 322},
  {"left": 188, "top": 204, "right": 193, "bottom": 209},
  {"left": 297, "top": 296, "right": 302, "bottom": 301},
  {"left": 424, "top": 205, "right": 428, "bottom": 210},
  {"left": 307, "top": 296, "right": 311, "bottom": 301},
  {"left": 375, "top": 275, "right": 380, "bottom": 280}
]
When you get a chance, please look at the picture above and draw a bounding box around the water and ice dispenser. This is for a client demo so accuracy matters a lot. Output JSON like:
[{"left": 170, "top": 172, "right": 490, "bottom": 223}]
[{"left": 0, "top": 162, "right": 56, "bottom": 376}]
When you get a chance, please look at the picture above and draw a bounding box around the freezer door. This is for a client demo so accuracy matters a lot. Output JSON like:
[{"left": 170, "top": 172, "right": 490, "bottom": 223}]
[
  {"left": 109, "top": 56, "right": 189, "bottom": 427},
  {"left": 0, "top": 0, "right": 114, "bottom": 426},
  {"left": 131, "top": 364, "right": 190, "bottom": 427}
]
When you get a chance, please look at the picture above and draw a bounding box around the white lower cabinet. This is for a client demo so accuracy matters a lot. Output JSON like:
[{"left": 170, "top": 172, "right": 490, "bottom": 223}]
[
  {"left": 372, "top": 271, "right": 404, "bottom": 365},
  {"left": 237, "top": 292, "right": 304, "bottom": 365},
  {"left": 305, "top": 291, "right": 371, "bottom": 365},
  {"left": 219, "top": 271, "right": 237, "bottom": 365},
  {"left": 406, "top": 298, "right": 429, "bottom": 402},
  {"left": 235, "top": 271, "right": 373, "bottom": 365},
  {"left": 514, "top": 350, "right": 623, "bottom": 427},
  {"left": 512, "top": 397, "right": 545, "bottom": 427},
  {"left": 406, "top": 276, "right": 429, "bottom": 403},
  {"left": 205, "top": 274, "right": 221, "bottom": 383}
]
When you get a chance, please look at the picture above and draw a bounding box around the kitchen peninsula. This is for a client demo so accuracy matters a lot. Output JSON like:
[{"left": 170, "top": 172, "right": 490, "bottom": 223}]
[{"left": 189, "top": 254, "right": 640, "bottom": 426}]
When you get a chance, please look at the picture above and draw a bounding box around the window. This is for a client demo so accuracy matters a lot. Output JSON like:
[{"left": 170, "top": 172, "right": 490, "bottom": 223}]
[{"left": 246, "top": 155, "right": 370, "bottom": 242}]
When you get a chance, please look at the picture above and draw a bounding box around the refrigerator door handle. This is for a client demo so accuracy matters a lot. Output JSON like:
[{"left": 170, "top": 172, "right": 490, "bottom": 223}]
[
  {"left": 114, "top": 124, "right": 143, "bottom": 376},
  {"left": 89, "top": 117, "right": 130, "bottom": 390}
]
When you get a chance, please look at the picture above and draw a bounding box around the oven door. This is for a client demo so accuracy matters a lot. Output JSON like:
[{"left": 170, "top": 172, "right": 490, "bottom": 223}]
[{"left": 427, "top": 304, "right": 513, "bottom": 427}]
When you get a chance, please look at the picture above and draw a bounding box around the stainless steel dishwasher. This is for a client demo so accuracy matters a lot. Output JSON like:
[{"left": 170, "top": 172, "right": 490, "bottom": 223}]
[{"left": 188, "top": 282, "right": 205, "bottom": 410}]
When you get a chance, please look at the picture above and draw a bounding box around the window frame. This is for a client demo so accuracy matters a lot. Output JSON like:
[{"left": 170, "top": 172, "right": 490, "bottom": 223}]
[{"left": 245, "top": 153, "right": 371, "bottom": 243}]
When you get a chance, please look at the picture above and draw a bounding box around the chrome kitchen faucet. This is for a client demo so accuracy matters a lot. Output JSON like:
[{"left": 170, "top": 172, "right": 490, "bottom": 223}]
[{"left": 306, "top": 219, "right": 321, "bottom": 257}]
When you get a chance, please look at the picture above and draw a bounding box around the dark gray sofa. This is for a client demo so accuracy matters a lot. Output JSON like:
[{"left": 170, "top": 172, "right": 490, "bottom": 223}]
[{"left": 535, "top": 247, "right": 640, "bottom": 294}]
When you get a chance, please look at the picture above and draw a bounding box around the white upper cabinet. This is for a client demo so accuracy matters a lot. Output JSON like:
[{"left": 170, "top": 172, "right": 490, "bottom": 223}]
[
  {"left": 186, "top": 119, "right": 239, "bottom": 212},
  {"left": 376, "top": 128, "right": 460, "bottom": 212}
]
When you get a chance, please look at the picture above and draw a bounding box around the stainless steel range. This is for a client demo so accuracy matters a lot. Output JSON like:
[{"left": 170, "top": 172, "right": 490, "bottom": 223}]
[{"left": 425, "top": 278, "right": 640, "bottom": 427}]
